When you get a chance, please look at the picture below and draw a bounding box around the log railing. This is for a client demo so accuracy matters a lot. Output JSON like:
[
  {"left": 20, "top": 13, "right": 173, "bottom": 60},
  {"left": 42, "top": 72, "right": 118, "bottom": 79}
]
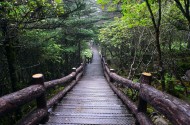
[
  {"left": 101, "top": 55, "right": 190, "bottom": 125},
  {"left": 0, "top": 62, "right": 85, "bottom": 125}
]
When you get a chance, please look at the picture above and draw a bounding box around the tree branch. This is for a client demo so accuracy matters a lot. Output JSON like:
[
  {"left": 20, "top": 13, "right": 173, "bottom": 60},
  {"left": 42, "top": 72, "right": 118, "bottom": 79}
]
[{"left": 145, "top": 0, "right": 157, "bottom": 29}]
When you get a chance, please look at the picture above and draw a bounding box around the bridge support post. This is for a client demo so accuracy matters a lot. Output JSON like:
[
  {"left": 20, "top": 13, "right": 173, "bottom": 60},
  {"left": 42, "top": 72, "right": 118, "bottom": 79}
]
[
  {"left": 102, "top": 62, "right": 105, "bottom": 76},
  {"left": 32, "top": 74, "right": 49, "bottom": 124},
  {"left": 72, "top": 67, "right": 77, "bottom": 80},
  {"left": 102, "top": 55, "right": 105, "bottom": 63},
  {"left": 104, "top": 63, "right": 108, "bottom": 68},
  {"left": 137, "top": 72, "right": 152, "bottom": 113},
  {"left": 135, "top": 72, "right": 152, "bottom": 125}
]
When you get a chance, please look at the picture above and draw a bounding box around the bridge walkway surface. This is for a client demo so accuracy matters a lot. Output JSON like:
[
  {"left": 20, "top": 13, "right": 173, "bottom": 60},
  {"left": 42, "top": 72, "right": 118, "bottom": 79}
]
[{"left": 44, "top": 47, "right": 135, "bottom": 125}]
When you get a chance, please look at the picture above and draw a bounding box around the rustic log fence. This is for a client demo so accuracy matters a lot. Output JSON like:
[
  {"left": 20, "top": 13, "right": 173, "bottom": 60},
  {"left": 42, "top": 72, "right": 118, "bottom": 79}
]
[
  {"left": 0, "top": 62, "right": 85, "bottom": 125},
  {"left": 101, "top": 55, "right": 190, "bottom": 125}
]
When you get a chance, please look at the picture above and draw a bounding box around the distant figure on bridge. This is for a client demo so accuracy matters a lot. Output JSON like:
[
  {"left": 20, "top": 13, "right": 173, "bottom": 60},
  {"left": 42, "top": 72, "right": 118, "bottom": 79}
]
[{"left": 86, "top": 57, "right": 90, "bottom": 64}]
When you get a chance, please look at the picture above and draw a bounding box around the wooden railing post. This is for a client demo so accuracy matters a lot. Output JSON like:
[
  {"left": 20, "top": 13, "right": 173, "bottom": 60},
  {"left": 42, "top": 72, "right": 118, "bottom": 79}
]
[
  {"left": 104, "top": 63, "right": 108, "bottom": 77},
  {"left": 81, "top": 63, "right": 84, "bottom": 76},
  {"left": 72, "top": 67, "right": 77, "bottom": 80},
  {"left": 104, "top": 63, "right": 108, "bottom": 69},
  {"left": 137, "top": 72, "right": 152, "bottom": 113},
  {"left": 101, "top": 55, "right": 105, "bottom": 67},
  {"left": 32, "top": 74, "right": 48, "bottom": 123},
  {"left": 102, "top": 55, "right": 105, "bottom": 63},
  {"left": 81, "top": 63, "right": 84, "bottom": 69},
  {"left": 110, "top": 69, "right": 115, "bottom": 83}
]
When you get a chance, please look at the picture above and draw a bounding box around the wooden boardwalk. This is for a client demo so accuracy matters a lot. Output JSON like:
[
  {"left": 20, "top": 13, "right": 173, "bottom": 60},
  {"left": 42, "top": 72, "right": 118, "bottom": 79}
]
[{"left": 45, "top": 47, "right": 135, "bottom": 125}]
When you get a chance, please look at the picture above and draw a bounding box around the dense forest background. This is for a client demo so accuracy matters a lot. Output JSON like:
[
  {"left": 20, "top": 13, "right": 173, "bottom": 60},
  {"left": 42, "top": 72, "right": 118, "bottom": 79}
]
[
  {"left": 0, "top": 0, "right": 101, "bottom": 96},
  {"left": 0, "top": 1, "right": 101, "bottom": 123},
  {"left": 97, "top": 0, "right": 190, "bottom": 102},
  {"left": 0, "top": 0, "right": 190, "bottom": 124}
]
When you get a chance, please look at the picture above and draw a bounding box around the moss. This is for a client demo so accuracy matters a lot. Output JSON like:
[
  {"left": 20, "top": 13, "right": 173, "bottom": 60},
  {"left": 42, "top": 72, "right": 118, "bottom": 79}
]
[{"left": 147, "top": 106, "right": 154, "bottom": 115}]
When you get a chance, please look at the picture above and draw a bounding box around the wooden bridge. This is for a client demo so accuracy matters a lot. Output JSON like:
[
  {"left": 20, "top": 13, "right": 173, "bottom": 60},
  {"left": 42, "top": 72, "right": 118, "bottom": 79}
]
[{"left": 0, "top": 47, "right": 190, "bottom": 125}]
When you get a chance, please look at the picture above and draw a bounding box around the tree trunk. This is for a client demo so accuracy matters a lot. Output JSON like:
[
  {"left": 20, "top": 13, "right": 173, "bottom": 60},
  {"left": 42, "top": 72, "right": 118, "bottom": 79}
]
[
  {"left": 155, "top": 29, "right": 165, "bottom": 91},
  {"left": 2, "top": 22, "right": 18, "bottom": 92},
  {"left": 168, "top": 33, "right": 172, "bottom": 51},
  {"left": 187, "top": 30, "right": 190, "bottom": 49},
  {"left": 145, "top": 0, "right": 165, "bottom": 91}
]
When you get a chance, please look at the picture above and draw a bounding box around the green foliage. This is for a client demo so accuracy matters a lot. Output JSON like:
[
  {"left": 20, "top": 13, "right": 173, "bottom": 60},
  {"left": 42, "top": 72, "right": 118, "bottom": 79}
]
[
  {"left": 0, "top": 0, "right": 100, "bottom": 124},
  {"left": 99, "top": 17, "right": 131, "bottom": 47},
  {"left": 97, "top": 0, "right": 110, "bottom": 9},
  {"left": 163, "top": 2, "right": 188, "bottom": 30},
  {"left": 42, "top": 40, "right": 63, "bottom": 63},
  {"left": 19, "top": 29, "right": 65, "bottom": 64},
  {"left": 176, "top": 57, "right": 190, "bottom": 69},
  {"left": 97, "top": 0, "right": 190, "bottom": 100},
  {"left": 82, "top": 49, "right": 93, "bottom": 58},
  {"left": 164, "top": 73, "right": 176, "bottom": 83},
  {"left": 0, "top": 0, "right": 65, "bottom": 24},
  {"left": 121, "top": 2, "right": 152, "bottom": 27},
  {"left": 63, "top": 46, "right": 77, "bottom": 53},
  {"left": 174, "top": 85, "right": 185, "bottom": 92},
  {"left": 97, "top": 0, "right": 122, "bottom": 11},
  {"left": 55, "top": 0, "right": 63, "bottom": 4},
  {"left": 77, "top": 29, "right": 94, "bottom": 38}
]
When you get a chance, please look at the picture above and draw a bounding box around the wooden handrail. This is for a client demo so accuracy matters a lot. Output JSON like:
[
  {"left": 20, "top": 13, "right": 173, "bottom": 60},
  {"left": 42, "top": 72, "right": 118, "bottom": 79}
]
[
  {"left": 46, "top": 63, "right": 84, "bottom": 109},
  {"left": 0, "top": 62, "right": 85, "bottom": 125},
  {"left": 101, "top": 58, "right": 153, "bottom": 125},
  {"left": 0, "top": 85, "right": 45, "bottom": 116},
  {"left": 101, "top": 55, "right": 190, "bottom": 125},
  {"left": 16, "top": 108, "right": 47, "bottom": 125},
  {"left": 110, "top": 73, "right": 140, "bottom": 90},
  {"left": 44, "top": 72, "right": 75, "bottom": 89},
  {"left": 140, "top": 84, "right": 190, "bottom": 125},
  {"left": 76, "top": 63, "right": 84, "bottom": 74}
]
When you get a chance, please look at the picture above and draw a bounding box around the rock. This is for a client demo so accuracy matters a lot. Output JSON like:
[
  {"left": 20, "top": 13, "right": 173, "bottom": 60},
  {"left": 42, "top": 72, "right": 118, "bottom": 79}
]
[
  {"left": 182, "top": 70, "right": 190, "bottom": 81},
  {"left": 185, "top": 70, "right": 190, "bottom": 80},
  {"left": 151, "top": 112, "right": 168, "bottom": 125},
  {"left": 154, "top": 117, "right": 168, "bottom": 125}
]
